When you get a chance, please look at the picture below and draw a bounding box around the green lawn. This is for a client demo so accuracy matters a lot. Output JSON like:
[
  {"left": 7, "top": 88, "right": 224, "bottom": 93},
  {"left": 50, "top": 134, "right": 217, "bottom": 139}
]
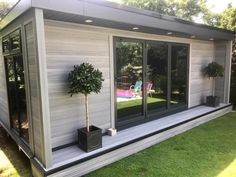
[
  {"left": 0, "top": 127, "right": 32, "bottom": 177},
  {"left": 85, "top": 112, "right": 236, "bottom": 177},
  {"left": 1, "top": 112, "right": 236, "bottom": 177}
]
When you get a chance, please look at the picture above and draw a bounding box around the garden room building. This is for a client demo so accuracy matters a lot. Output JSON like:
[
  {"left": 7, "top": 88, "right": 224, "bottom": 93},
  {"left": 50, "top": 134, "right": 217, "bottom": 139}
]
[{"left": 0, "top": 0, "right": 234, "bottom": 176}]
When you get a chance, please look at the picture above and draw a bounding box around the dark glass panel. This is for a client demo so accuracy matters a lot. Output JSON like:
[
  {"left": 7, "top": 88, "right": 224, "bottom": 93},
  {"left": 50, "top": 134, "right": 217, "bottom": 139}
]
[
  {"left": 2, "top": 37, "right": 10, "bottom": 54},
  {"left": 147, "top": 43, "right": 168, "bottom": 113},
  {"left": 5, "top": 57, "right": 20, "bottom": 132},
  {"left": 15, "top": 56, "right": 29, "bottom": 142},
  {"left": 10, "top": 30, "right": 21, "bottom": 52},
  {"left": 171, "top": 45, "right": 188, "bottom": 107},
  {"left": 115, "top": 39, "right": 144, "bottom": 123}
]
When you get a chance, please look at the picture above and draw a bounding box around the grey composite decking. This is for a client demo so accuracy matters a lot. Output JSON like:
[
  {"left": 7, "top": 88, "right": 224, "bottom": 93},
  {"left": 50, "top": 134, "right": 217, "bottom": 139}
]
[{"left": 50, "top": 104, "right": 231, "bottom": 171}]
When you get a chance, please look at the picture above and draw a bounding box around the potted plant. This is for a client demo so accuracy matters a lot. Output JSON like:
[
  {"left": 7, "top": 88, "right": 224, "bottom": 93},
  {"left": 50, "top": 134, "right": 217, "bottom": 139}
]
[
  {"left": 203, "top": 61, "right": 224, "bottom": 107},
  {"left": 68, "top": 63, "right": 104, "bottom": 152}
]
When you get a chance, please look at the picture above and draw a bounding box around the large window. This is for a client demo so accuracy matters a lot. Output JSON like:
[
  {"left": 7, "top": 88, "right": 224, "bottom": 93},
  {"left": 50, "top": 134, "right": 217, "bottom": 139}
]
[
  {"left": 115, "top": 39, "right": 145, "bottom": 124},
  {"left": 114, "top": 37, "right": 188, "bottom": 128},
  {"left": 3, "top": 29, "right": 29, "bottom": 143}
]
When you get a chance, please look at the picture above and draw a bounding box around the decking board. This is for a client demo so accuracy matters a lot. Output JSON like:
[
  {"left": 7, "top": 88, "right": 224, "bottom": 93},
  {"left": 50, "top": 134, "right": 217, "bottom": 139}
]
[{"left": 51, "top": 104, "right": 230, "bottom": 169}]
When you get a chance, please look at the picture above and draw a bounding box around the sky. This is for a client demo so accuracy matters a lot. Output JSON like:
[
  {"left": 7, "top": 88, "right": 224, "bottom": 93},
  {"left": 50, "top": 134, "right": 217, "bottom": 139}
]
[{"left": 206, "top": 0, "right": 236, "bottom": 13}]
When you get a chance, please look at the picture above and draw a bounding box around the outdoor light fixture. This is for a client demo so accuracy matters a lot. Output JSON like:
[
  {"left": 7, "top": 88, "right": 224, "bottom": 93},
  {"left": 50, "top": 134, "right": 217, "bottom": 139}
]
[
  {"left": 132, "top": 27, "right": 139, "bottom": 30},
  {"left": 85, "top": 19, "right": 93, "bottom": 23}
]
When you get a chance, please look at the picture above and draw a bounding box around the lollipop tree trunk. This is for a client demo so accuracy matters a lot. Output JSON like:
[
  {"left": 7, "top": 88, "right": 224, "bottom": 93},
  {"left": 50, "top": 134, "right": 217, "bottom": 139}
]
[
  {"left": 85, "top": 94, "right": 90, "bottom": 132},
  {"left": 212, "top": 77, "right": 215, "bottom": 97}
]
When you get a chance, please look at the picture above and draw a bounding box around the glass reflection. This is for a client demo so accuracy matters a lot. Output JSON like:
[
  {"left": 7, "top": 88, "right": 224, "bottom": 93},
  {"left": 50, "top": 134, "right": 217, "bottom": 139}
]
[
  {"left": 171, "top": 45, "right": 188, "bottom": 106},
  {"left": 6, "top": 57, "right": 20, "bottom": 132},
  {"left": 15, "top": 56, "right": 28, "bottom": 142},
  {"left": 5, "top": 56, "right": 29, "bottom": 142},
  {"left": 115, "top": 40, "right": 144, "bottom": 122},
  {"left": 147, "top": 43, "right": 168, "bottom": 113}
]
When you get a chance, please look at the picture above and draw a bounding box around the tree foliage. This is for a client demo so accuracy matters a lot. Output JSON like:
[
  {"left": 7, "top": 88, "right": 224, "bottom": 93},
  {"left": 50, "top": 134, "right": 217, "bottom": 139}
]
[
  {"left": 122, "top": 0, "right": 208, "bottom": 21},
  {"left": 203, "top": 62, "right": 224, "bottom": 78},
  {"left": 0, "top": 1, "right": 11, "bottom": 20},
  {"left": 68, "top": 63, "right": 104, "bottom": 96}
]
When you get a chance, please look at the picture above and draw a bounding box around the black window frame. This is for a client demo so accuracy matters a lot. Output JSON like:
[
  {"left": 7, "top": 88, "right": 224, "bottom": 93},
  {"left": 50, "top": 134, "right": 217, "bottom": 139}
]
[
  {"left": 114, "top": 36, "right": 190, "bottom": 129},
  {"left": 2, "top": 28, "right": 22, "bottom": 56},
  {"left": 2, "top": 28, "right": 29, "bottom": 145}
]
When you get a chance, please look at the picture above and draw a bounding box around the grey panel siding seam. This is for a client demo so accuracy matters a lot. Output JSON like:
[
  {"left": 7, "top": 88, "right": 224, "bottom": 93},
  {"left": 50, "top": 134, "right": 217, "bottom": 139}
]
[{"left": 33, "top": 103, "right": 232, "bottom": 176}]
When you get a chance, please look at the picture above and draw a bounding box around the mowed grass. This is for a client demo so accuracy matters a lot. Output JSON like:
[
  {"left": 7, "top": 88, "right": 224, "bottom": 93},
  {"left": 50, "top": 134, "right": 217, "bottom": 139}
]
[
  {"left": 0, "top": 127, "right": 32, "bottom": 177},
  {"left": 85, "top": 112, "right": 236, "bottom": 177}
]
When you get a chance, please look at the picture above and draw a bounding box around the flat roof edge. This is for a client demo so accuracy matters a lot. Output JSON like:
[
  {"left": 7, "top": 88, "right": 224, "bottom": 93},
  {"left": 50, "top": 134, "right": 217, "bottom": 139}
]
[
  {"left": 85, "top": 0, "right": 235, "bottom": 35},
  {"left": 1, "top": 0, "right": 235, "bottom": 38}
]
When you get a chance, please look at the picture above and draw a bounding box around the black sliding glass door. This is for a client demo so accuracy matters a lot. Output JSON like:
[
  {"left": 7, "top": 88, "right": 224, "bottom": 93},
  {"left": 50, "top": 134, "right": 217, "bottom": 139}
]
[
  {"left": 171, "top": 45, "right": 188, "bottom": 107},
  {"left": 4, "top": 56, "right": 29, "bottom": 142},
  {"left": 146, "top": 42, "right": 168, "bottom": 114},
  {"left": 115, "top": 39, "right": 145, "bottom": 125},
  {"left": 114, "top": 37, "right": 189, "bottom": 128}
]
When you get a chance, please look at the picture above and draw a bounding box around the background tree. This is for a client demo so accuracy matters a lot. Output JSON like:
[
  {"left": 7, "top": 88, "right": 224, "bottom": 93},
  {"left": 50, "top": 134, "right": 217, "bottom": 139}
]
[
  {"left": 122, "top": 0, "right": 208, "bottom": 21},
  {"left": 0, "top": 0, "right": 19, "bottom": 21},
  {"left": 0, "top": 2, "right": 10, "bottom": 21}
]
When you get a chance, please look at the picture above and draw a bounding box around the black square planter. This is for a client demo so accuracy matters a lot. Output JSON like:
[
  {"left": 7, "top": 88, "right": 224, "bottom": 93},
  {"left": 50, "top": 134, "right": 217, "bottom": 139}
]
[
  {"left": 78, "top": 125, "right": 102, "bottom": 152},
  {"left": 206, "top": 96, "right": 220, "bottom": 107}
]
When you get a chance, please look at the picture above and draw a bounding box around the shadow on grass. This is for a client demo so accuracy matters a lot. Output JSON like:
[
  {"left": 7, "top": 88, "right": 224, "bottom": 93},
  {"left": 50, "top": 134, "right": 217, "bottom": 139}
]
[
  {"left": 0, "top": 126, "right": 32, "bottom": 177},
  {"left": 85, "top": 112, "right": 236, "bottom": 177}
]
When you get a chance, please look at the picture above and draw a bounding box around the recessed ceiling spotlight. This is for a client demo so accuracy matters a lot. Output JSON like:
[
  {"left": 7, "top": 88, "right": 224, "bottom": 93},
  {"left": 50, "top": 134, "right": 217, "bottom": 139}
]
[
  {"left": 209, "top": 38, "right": 214, "bottom": 41},
  {"left": 191, "top": 35, "right": 196, "bottom": 38},
  {"left": 132, "top": 27, "right": 139, "bottom": 30},
  {"left": 85, "top": 19, "right": 93, "bottom": 23},
  {"left": 167, "top": 32, "right": 173, "bottom": 35}
]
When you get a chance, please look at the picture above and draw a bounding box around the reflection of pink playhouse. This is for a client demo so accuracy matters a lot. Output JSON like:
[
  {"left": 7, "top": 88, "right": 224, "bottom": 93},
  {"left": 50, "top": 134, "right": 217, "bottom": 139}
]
[
  {"left": 117, "top": 89, "right": 133, "bottom": 98},
  {"left": 117, "top": 82, "right": 153, "bottom": 98}
]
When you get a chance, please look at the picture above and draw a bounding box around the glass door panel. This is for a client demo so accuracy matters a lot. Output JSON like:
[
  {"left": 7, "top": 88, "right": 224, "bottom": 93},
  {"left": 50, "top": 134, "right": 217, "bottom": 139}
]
[
  {"left": 147, "top": 43, "right": 168, "bottom": 114},
  {"left": 115, "top": 39, "right": 144, "bottom": 124},
  {"left": 15, "top": 56, "right": 29, "bottom": 142},
  {"left": 171, "top": 45, "right": 188, "bottom": 107},
  {"left": 5, "top": 57, "right": 20, "bottom": 132},
  {"left": 4, "top": 55, "right": 29, "bottom": 142}
]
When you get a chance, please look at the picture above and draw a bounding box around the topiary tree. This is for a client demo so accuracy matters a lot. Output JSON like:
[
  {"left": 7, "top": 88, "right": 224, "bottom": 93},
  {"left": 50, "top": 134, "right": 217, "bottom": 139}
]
[
  {"left": 203, "top": 61, "right": 224, "bottom": 96},
  {"left": 68, "top": 63, "right": 104, "bottom": 132}
]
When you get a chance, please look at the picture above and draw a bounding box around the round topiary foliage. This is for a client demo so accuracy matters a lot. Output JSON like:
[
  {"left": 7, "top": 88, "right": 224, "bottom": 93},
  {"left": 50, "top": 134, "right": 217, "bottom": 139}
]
[
  {"left": 203, "top": 62, "right": 224, "bottom": 78},
  {"left": 68, "top": 63, "right": 104, "bottom": 96}
]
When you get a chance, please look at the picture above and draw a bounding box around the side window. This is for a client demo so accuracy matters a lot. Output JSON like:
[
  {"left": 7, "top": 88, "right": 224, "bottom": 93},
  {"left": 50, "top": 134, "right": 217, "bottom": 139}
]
[
  {"left": 2, "top": 36, "right": 10, "bottom": 54},
  {"left": 2, "top": 29, "right": 21, "bottom": 55}
]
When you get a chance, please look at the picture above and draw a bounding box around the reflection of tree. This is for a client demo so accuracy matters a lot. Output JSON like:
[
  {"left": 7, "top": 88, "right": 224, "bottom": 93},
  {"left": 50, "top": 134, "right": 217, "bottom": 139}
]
[
  {"left": 171, "top": 46, "right": 187, "bottom": 100},
  {"left": 147, "top": 45, "right": 168, "bottom": 94},
  {"left": 116, "top": 41, "right": 143, "bottom": 86}
]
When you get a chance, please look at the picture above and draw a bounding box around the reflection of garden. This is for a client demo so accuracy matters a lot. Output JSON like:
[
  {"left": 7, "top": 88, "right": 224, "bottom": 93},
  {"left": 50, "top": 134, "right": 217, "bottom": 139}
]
[
  {"left": 115, "top": 40, "right": 188, "bottom": 121},
  {"left": 117, "top": 93, "right": 167, "bottom": 118},
  {"left": 117, "top": 93, "right": 181, "bottom": 118}
]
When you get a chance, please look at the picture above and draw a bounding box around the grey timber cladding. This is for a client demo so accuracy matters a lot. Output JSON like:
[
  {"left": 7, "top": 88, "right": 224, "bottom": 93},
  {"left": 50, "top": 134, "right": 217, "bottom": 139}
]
[
  {"left": 0, "top": 40, "right": 9, "bottom": 128},
  {"left": 214, "top": 42, "right": 226, "bottom": 103},
  {"left": 24, "top": 22, "right": 45, "bottom": 163},
  {"left": 44, "top": 21, "right": 111, "bottom": 148},
  {"left": 45, "top": 20, "right": 216, "bottom": 148},
  {"left": 190, "top": 42, "right": 214, "bottom": 107}
]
